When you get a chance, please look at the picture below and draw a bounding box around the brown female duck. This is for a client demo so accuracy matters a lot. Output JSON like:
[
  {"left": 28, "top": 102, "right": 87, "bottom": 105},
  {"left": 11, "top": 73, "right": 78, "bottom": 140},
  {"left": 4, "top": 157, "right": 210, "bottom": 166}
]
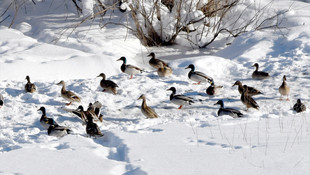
[{"left": 232, "top": 80, "right": 262, "bottom": 96}]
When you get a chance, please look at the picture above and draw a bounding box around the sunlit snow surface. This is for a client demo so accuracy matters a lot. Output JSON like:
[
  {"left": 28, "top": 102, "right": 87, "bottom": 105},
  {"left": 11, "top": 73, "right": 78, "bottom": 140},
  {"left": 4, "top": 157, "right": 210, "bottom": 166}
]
[{"left": 0, "top": 0, "right": 309, "bottom": 174}]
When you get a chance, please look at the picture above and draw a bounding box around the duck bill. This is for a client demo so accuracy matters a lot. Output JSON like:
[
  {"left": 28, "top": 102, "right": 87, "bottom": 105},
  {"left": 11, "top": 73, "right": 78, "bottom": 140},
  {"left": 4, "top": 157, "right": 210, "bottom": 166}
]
[
  {"left": 147, "top": 53, "right": 151, "bottom": 57},
  {"left": 185, "top": 66, "right": 190, "bottom": 69}
]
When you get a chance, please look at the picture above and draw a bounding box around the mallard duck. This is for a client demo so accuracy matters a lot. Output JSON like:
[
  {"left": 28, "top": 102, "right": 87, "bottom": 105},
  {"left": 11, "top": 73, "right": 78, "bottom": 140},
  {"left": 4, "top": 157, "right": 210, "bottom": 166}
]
[
  {"left": 47, "top": 124, "right": 71, "bottom": 137},
  {"left": 279, "top": 75, "right": 290, "bottom": 101},
  {"left": 185, "top": 64, "right": 213, "bottom": 85},
  {"left": 0, "top": 93, "right": 3, "bottom": 109},
  {"left": 293, "top": 99, "right": 306, "bottom": 113},
  {"left": 97, "top": 73, "right": 118, "bottom": 95},
  {"left": 87, "top": 102, "right": 103, "bottom": 122},
  {"left": 86, "top": 115, "right": 104, "bottom": 137},
  {"left": 138, "top": 94, "right": 159, "bottom": 118},
  {"left": 38, "top": 107, "right": 59, "bottom": 130},
  {"left": 157, "top": 62, "right": 173, "bottom": 77},
  {"left": 214, "top": 100, "right": 243, "bottom": 118},
  {"left": 241, "top": 85, "right": 259, "bottom": 110},
  {"left": 117, "top": 57, "right": 143, "bottom": 79},
  {"left": 167, "top": 87, "right": 194, "bottom": 109},
  {"left": 25, "top": 75, "right": 36, "bottom": 93},
  {"left": 252, "top": 63, "right": 270, "bottom": 80},
  {"left": 232, "top": 80, "right": 262, "bottom": 96},
  {"left": 148, "top": 52, "right": 169, "bottom": 69},
  {"left": 57, "top": 80, "right": 81, "bottom": 105},
  {"left": 206, "top": 80, "right": 223, "bottom": 96}
]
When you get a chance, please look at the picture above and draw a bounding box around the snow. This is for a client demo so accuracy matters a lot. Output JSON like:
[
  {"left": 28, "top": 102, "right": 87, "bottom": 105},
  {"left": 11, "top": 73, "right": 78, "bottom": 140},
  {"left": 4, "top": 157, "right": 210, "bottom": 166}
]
[{"left": 0, "top": 0, "right": 310, "bottom": 174}]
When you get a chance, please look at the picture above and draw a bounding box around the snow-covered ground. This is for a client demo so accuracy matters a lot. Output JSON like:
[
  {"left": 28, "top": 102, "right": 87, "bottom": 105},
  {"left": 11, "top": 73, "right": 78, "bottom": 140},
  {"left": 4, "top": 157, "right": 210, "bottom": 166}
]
[{"left": 0, "top": 0, "right": 309, "bottom": 174}]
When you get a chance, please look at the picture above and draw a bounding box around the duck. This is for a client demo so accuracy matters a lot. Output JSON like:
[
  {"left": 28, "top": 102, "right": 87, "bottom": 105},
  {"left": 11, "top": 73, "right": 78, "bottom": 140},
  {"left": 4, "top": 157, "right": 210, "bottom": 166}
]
[
  {"left": 87, "top": 102, "right": 103, "bottom": 122},
  {"left": 279, "top": 75, "right": 290, "bottom": 101},
  {"left": 86, "top": 115, "right": 104, "bottom": 137},
  {"left": 232, "top": 80, "right": 262, "bottom": 96},
  {"left": 252, "top": 63, "right": 270, "bottom": 80},
  {"left": 0, "top": 93, "right": 3, "bottom": 109},
  {"left": 57, "top": 80, "right": 81, "bottom": 105},
  {"left": 97, "top": 73, "right": 119, "bottom": 95},
  {"left": 241, "top": 85, "right": 259, "bottom": 110},
  {"left": 167, "top": 87, "right": 194, "bottom": 109},
  {"left": 117, "top": 57, "right": 143, "bottom": 79},
  {"left": 138, "top": 94, "right": 159, "bottom": 119},
  {"left": 293, "top": 99, "right": 306, "bottom": 113},
  {"left": 214, "top": 100, "right": 243, "bottom": 118},
  {"left": 147, "top": 52, "right": 169, "bottom": 69},
  {"left": 47, "top": 124, "right": 71, "bottom": 137},
  {"left": 25, "top": 75, "right": 36, "bottom": 93},
  {"left": 206, "top": 80, "right": 223, "bottom": 96},
  {"left": 185, "top": 64, "right": 213, "bottom": 85},
  {"left": 38, "top": 107, "right": 59, "bottom": 130},
  {"left": 157, "top": 62, "right": 173, "bottom": 77}
]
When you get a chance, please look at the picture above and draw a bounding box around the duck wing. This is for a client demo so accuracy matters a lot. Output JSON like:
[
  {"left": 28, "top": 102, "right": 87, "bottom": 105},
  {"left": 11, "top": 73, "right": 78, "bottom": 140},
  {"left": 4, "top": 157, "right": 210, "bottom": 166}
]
[
  {"left": 174, "top": 95, "right": 194, "bottom": 104},
  {"left": 144, "top": 106, "right": 159, "bottom": 118},
  {"left": 247, "top": 86, "right": 262, "bottom": 95},
  {"left": 126, "top": 64, "right": 143, "bottom": 71},
  {"left": 193, "top": 71, "right": 213, "bottom": 82},
  {"left": 222, "top": 107, "right": 243, "bottom": 117}
]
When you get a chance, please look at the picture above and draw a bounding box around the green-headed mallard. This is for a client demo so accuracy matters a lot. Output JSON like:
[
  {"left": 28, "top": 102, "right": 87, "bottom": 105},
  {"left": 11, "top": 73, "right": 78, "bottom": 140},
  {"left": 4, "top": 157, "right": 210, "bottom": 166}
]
[
  {"left": 206, "top": 80, "right": 223, "bottom": 96},
  {"left": 252, "top": 63, "right": 270, "bottom": 80},
  {"left": 214, "top": 100, "right": 243, "bottom": 118},
  {"left": 279, "top": 75, "right": 290, "bottom": 101},
  {"left": 47, "top": 124, "right": 71, "bottom": 137},
  {"left": 293, "top": 99, "right": 306, "bottom": 113},
  {"left": 25, "top": 75, "right": 36, "bottom": 93},
  {"left": 38, "top": 106, "right": 59, "bottom": 130},
  {"left": 57, "top": 80, "right": 81, "bottom": 106},
  {"left": 0, "top": 93, "right": 3, "bottom": 109},
  {"left": 185, "top": 64, "right": 213, "bottom": 85},
  {"left": 232, "top": 80, "right": 262, "bottom": 96},
  {"left": 97, "top": 73, "right": 119, "bottom": 95},
  {"left": 241, "top": 85, "right": 259, "bottom": 110},
  {"left": 148, "top": 52, "right": 169, "bottom": 69},
  {"left": 117, "top": 57, "right": 143, "bottom": 79},
  {"left": 86, "top": 115, "right": 104, "bottom": 137},
  {"left": 138, "top": 94, "right": 159, "bottom": 118},
  {"left": 167, "top": 87, "right": 194, "bottom": 109},
  {"left": 157, "top": 62, "right": 173, "bottom": 77}
]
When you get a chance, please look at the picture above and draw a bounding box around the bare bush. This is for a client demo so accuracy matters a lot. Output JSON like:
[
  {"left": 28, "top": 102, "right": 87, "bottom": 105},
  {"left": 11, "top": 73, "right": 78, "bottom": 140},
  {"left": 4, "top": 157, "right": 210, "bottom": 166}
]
[{"left": 120, "top": 0, "right": 287, "bottom": 47}]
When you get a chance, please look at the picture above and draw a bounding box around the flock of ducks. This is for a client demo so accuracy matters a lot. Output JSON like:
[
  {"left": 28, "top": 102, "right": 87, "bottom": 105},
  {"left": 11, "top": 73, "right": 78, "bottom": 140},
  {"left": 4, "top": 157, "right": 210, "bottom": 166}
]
[{"left": 0, "top": 53, "right": 307, "bottom": 137}]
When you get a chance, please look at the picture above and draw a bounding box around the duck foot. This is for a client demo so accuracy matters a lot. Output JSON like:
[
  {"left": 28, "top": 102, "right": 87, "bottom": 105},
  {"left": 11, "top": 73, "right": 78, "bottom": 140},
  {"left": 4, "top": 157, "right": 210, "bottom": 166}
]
[
  {"left": 66, "top": 102, "right": 72, "bottom": 106},
  {"left": 178, "top": 105, "right": 183, "bottom": 109},
  {"left": 129, "top": 75, "right": 133, "bottom": 79},
  {"left": 193, "top": 82, "right": 201, "bottom": 85}
]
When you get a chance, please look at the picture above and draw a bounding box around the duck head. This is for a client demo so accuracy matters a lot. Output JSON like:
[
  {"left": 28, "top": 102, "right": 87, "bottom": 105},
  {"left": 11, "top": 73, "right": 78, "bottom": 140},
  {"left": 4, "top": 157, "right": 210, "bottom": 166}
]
[
  {"left": 214, "top": 100, "right": 224, "bottom": 107},
  {"left": 147, "top": 52, "right": 155, "bottom": 58},
  {"left": 138, "top": 94, "right": 146, "bottom": 100},
  {"left": 38, "top": 106, "right": 45, "bottom": 112},
  {"left": 252, "top": 63, "right": 259, "bottom": 70},
  {"left": 25, "top": 75, "right": 31, "bottom": 83},
  {"left": 297, "top": 99, "right": 301, "bottom": 104},
  {"left": 77, "top": 105, "right": 84, "bottom": 112},
  {"left": 185, "top": 64, "right": 195, "bottom": 71},
  {"left": 167, "top": 87, "right": 176, "bottom": 94},
  {"left": 232, "top": 80, "right": 242, "bottom": 87},
  {"left": 283, "top": 75, "right": 287, "bottom": 81},
  {"left": 97, "top": 73, "right": 106, "bottom": 80},
  {"left": 117, "top": 57, "right": 127, "bottom": 64},
  {"left": 37, "top": 106, "right": 46, "bottom": 115},
  {"left": 56, "top": 80, "right": 65, "bottom": 86}
]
